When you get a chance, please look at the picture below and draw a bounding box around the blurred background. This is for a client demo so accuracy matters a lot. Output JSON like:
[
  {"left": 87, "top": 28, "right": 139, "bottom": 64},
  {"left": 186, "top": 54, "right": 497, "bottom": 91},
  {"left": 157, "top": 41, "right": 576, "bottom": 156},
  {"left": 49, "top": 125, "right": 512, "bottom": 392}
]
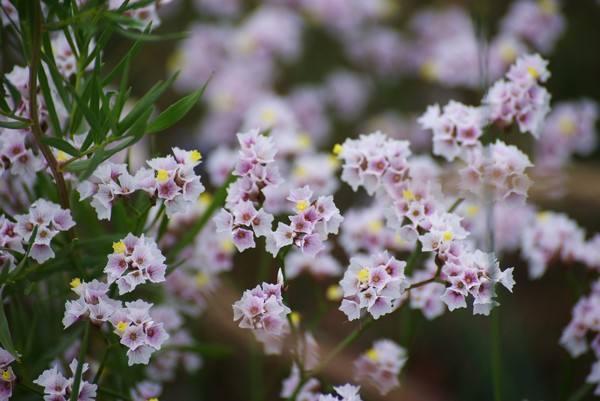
[
  {"left": 121, "top": 1, "right": 600, "bottom": 400},
  {"left": 5, "top": 0, "right": 600, "bottom": 400}
]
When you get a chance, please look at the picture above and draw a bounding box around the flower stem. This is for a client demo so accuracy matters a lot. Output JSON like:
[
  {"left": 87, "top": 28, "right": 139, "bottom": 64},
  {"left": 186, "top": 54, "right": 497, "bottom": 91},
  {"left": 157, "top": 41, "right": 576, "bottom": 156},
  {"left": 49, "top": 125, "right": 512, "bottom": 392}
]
[
  {"left": 69, "top": 321, "right": 90, "bottom": 401},
  {"left": 490, "top": 308, "right": 502, "bottom": 401},
  {"left": 28, "top": 1, "right": 71, "bottom": 214}
]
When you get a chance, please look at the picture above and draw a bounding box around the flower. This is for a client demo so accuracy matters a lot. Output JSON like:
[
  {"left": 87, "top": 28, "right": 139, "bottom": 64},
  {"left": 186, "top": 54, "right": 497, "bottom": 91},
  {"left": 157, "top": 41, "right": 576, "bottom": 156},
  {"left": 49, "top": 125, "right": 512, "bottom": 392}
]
[
  {"left": 34, "top": 360, "right": 98, "bottom": 401},
  {"left": 483, "top": 53, "right": 551, "bottom": 137},
  {"left": 110, "top": 300, "right": 169, "bottom": 366},
  {"left": 130, "top": 381, "right": 162, "bottom": 401},
  {"left": 104, "top": 234, "right": 167, "bottom": 295},
  {"left": 232, "top": 281, "right": 291, "bottom": 351},
  {"left": 0, "top": 348, "right": 15, "bottom": 401},
  {"left": 317, "top": 384, "right": 363, "bottom": 401},
  {"left": 13, "top": 199, "right": 75, "bottom": 263},
  {"left": 265, "top": 186, "right": 343, "bottom": 257},
  {"left": 339, "top": 252, "right": 408, "bottom": 320},
  {"left": 354, "top": 339, "right": 407, "bottom": 395},
  {"left": 459, "top": 141, "right": 533, "bottom": 203},
  {"left": 63, "top": 279, "right": 120, "bottom": 328},
  {"left": 337, "top": 131, "right": 411, "bottom": 196},
  {"left": 418, "top": 101, "right": 484, "bottom": 161}
]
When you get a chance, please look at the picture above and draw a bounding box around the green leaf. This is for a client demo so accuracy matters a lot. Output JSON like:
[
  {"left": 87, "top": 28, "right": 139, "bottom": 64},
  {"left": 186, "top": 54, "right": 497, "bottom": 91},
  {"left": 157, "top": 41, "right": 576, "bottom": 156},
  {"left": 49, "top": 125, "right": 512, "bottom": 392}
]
[
  {"left": 147, "top": 79, "right": 209, "bottom": 134},
  {"left": 0, "top": 120, "right": 30, "bottom": 129},
  {"left": 37, "top": 66, "right": 63, "bottom": 137},
  {"left": 116, "top": 73, "right": 177, "bottom": 135},
  {"left": 78, "top": 107, "right": 153, "bottom": 180},
  {"left": 0, "top": 293, "right": 18, "bottom": 359},
  {"left": 41, "top": 137, "right": 80, "bottom": 156}
]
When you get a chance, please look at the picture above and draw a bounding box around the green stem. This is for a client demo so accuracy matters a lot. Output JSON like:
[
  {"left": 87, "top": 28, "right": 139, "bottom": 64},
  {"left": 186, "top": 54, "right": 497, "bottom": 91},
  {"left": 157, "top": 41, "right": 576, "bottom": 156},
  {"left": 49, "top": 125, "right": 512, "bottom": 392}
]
[
  {"left": 97, "top": 387, "right": 132, "bottom": 401},
  {"left": 490, "top": 308, "right": 502, "bottom": 401},
  {"left": 70, "top": 321, "right": 90, "bottom": 401},
  {"left": 566, "top": 382, "right": 595, "bottom": 401},
  {"left": 311, "top": 318, "right": 374, "bottom": 377},
  {"left": 28, "top": 0, "right": 71, "bottom": 213}
]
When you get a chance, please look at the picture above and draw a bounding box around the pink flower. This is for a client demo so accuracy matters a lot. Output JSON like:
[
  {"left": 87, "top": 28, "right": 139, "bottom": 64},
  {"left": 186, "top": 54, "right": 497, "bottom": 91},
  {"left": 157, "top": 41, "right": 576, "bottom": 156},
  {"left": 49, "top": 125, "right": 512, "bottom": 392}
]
[
  {"left": 317, "top": 384, "right": 363, "bottom": 401},
  {"left": 339, "top": 252, "right": 408, "bottom": 321},
  {"left": 104, "top": 234, "right": 166, "bottom": 295},
  {"left": 354, "top": 339, "right": 407, "bottom": 395},
  {"left": 34, "top": 360, "right": 97, "bottom": 401}
]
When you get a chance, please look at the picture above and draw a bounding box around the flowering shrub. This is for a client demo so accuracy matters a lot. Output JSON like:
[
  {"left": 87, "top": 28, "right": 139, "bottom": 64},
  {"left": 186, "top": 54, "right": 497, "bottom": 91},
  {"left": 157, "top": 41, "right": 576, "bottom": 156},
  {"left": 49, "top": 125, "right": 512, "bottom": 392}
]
[{"left": 0, "top": 0, "right": 599, "bottom": 400}]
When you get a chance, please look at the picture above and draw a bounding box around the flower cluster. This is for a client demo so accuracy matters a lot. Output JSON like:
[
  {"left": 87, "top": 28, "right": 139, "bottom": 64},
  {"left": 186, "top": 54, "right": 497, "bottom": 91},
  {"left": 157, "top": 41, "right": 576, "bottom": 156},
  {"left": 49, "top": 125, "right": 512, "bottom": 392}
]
[
  {"left": 232, "top": 280, "right": 291, "bottom": 351},
  {"left": 460, "top": 141, "right": 533, "bottom": 203},
  {"left": 0, "top": 348, "right": 15, "bottom": 401},
  {"left": 13, "top": 199, "right": 75, "bottom": 263},
  {"left": 268, "top": 186, "right": 343, "bottom": 257},
  {"left": 112, "top": 300, "right": 169, "bottom": 366},
  {"left": 63, "top": 279, "right": 119, "bottom": 328},
  {"left": 317, "top": 384, "right": 363, "bottom": 401},
  {"left": 337, "top": 132, "right": 411, "bottom": 196},
  {"left": 105, "top": 234, "right": 167, "bottom": 294},
  {"left": 535, "top": 100, "right": 598, "bottom": 169},
  {"left": 215, "top": 129, "right": 280, "bottom": 252},
  {"left": 354, "top": 339, "right": 407, "bottom": 395},
  {"left": 437, "top": 248, "right": 515, "bottom": 315},
  {"left": 340, "top": 204, "right": 411, "bottom": 255},
  {"left": 500, "top": 0, "right": 565, "bottom": 53},
  {"left": 560, "top": 280, "right": 600, "bottom": 396},
  {"left": 521, "top": 211, "right": 586, "bottom": 278},
  {"left": 79, "top": 147, "right": 205, "bottom": 220},
  {"left": 418, "top": 101, "right": 484, "bottom": 161},
  {"left": 34, "top": 360, "right": 97, "bottom": 401},
  {"left": 130, "top": 381, "right": 162, "bottom": 401},
  {"left": 0, "top": 216, "right": 22, "bottom": 271},
  {"left": 0, "top": 130, "right": 45, "bottom": 178},
  {"left": 144, "top": 148, "right": 206, "bottom": 216},
  {"left": 484, "top": 53, "right": 551, "bottom": 137},
  {"left": 339, "top": 252, "right": 408, "bottom": 321}
]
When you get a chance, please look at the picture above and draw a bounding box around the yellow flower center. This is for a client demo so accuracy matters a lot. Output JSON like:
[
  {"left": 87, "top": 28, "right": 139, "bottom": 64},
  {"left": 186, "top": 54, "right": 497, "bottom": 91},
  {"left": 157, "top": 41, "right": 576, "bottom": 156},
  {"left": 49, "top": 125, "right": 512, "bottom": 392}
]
[
  {"left": 394, "top": 233, "right": 405, "bottom": 246},
  {"left": 290, "top": 311, "right": 301, "bottom": 327},
  {"left": 198, "top": 193, "right": 213, "bottom": 206},
  {"left": 220, "top": 239, "right": 234, "bottom": 253},
  {"left": 537, "top": 211, "right": 550, "bottom": 221},
  {"left": 366, "top": 348, "right": 379, "bottom": 362},
  {"left": 195, "top": 272, "right": 209, "bottom": 288},
  {"left": 166, "top": 50, "right": 184, "bottom": 73},
  {"left": 328, "top": 155, "right": 341, "bottom": 168},
  {"left": 367, "top": 220, "right": 383, "bottom": 233},
  {"left": 260, "top": 108, "right": 277, "bottom": 125},
  {"left": 148, "top": 398, "right": 159, "bottom": 401},
  {"left": 326, "top": 285, "right": 343, "bottom": 301},
  {"left": 156, "top": 169, "right": 169, "bottom": 183},
  {"left": 332, "top": 144, "right": 343, "bottom": 156},
  {"left": 297, "top": 134, "right": 311, "bottom": 149},
  {"left": 1, "top": 370, "right": 10, "bottom": 380},
  {"left": 539, "top": 0, "right": 557, "bottom": 14},
  {"left": 189, "top": 150, "right": 202, "bottom": 162},
  {"left": 295, "top": 200, "right": 309, "bottom": 212},
  {"left": 214, "top": 92, "right": 234, "bottom": 112},
  {"left": 112, "top": 241, "right": 126, "bottom": 254},
  {"left": 499, "top": 44, "right": 517, "bottom": 63},
  {"left": 527, "top": 66, "right": 540, "bottom": 80},
  {"left": 402, "top": 189, "right": 415, "bottom": 201},
  {"left": 465, "top": 205, "right": 479, "bottom": 218},
  {"left": 70, "top": 277, "right": 81, "bottom": 289},
  {"left": 442, "top": 231, "right": 454, "bottom": 241},
  {"left": 559, "top": 117, "right": 576, "bottom": 136},
  {"left": 56, "top": 150, "right": 69, "bottom": 163},
  {"left": 116, "top": 321, "right": 128, "bottom": 333},
  {"left": 357, "top": 268, "right": 370, "bottom": 283},
  {"left": 420, "top": 61, "right": 438, "bottom": 81},
  {"left": 293, "top": 166, "right": 307, "bottom": 178}
]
